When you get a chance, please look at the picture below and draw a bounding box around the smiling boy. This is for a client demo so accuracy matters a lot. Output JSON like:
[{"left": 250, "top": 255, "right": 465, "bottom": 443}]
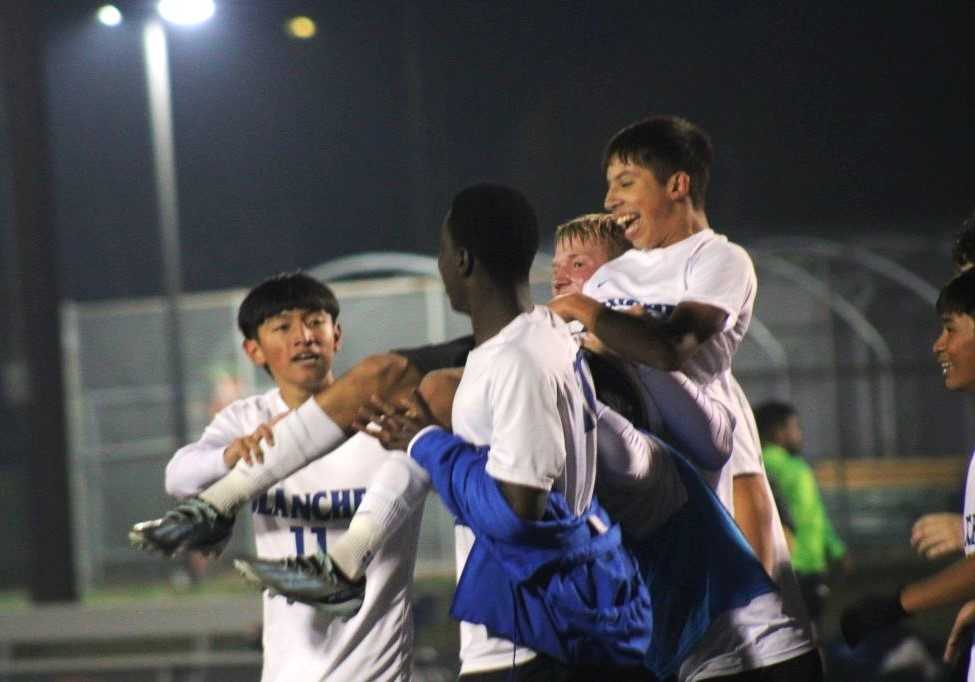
[
  {"left": 843, "top": 268, "right": 975, "bottom": 681},
  {"left": 164, "top": 272, "right": 426, "bottom": 682},
  {"left": 550, "top": 117, "right": 818, "bottom": 681}
]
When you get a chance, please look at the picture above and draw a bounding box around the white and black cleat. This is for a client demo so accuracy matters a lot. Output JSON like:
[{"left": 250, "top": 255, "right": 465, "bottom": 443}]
[
  {"left": 129, "top": 498, "right": 235, "bottom": 558},
  {"left": 234, "top": 553, "right": 364, "bottom": 616}
]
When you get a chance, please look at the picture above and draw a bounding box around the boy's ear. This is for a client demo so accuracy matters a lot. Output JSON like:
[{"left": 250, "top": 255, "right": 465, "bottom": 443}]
[
  {"left": 459, "top": 247, "right": 474, "bottom": 277},
  {"left": 667, "top": 171, "right": 691, "bottom": 200},
  {"left": 332, "top": 321, "right": 343, "bottom": 353},
  {"left": 242, "top": 338, "right": 266, "bottom": 367}
]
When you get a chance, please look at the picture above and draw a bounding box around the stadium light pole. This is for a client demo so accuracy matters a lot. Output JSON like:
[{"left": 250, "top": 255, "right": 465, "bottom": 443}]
[{"left": 142, "top": 0, "right": 215, "bottom": 444}]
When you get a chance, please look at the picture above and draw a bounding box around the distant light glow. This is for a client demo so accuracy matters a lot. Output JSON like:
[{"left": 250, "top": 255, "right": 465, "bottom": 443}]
[
  {"left": 286, "top": 16, "right": 317, "bottom": 40},
  {"left": 96, "top": 5, "right": 123, "bottom": 26},
  {"left": 157, "top": 0, "right": 215, "bottom": 26}
]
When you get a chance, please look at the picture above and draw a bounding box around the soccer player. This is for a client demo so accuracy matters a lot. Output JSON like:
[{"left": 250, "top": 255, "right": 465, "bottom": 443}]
[
  {"left": 755, "top": 400, "right": 847, "bottom": 625},
  {"left": 350, "top": 186, "right": 649, "bottom": 680},
  {"left": 549, "top": 116, "right": 818, "bottom": 679},
  {"left": 551, "top": 214, "right": 785, "bottom": 680},
  {"left": 842, "top": 268, "right": 975, "bottom": 680},
  {"left": 911, "top": 210, "right": 975, "bottom": 561},
  {"left": 162, "top": 272, "right": 425, "bottom": 681}
]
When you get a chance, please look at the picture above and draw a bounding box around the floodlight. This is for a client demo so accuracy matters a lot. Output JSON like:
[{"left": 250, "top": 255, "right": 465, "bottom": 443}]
[
  {"left": 286, "top": 16, "right": 317, "bottom": 40},
  {"left": 96, "top": 5, "right": 123, "bottom": 26},
  {"left": 157, "top": 0, "right": 215, "bottom": 26}
]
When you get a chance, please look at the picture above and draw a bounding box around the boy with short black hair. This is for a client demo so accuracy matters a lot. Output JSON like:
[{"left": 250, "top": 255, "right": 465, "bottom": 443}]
[
  {"left": 843, "top": 269, "right": 975, "bottom": 680},
  {"left": 164, "top": 271, "right": 426, "bottom": 682},
  {"left": 551, "top": 115, "right": 819, "bottom": 681}
]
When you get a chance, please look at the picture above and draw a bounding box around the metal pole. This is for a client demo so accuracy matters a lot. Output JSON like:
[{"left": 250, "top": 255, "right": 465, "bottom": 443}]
[
  {"left": 0, "top": 2, "right": 77, "bottom": 602},
  {"left": 143, "top": 19, "right": 188, "bottom": 444}
]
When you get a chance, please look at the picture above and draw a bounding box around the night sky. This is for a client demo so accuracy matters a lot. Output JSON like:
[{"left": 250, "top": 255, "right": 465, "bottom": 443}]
[{"left": 16, "top": 0, "right": 975, "bottom": 300}]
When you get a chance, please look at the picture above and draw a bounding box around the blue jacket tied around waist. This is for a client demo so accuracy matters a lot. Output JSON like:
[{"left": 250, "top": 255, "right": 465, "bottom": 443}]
[
  {"left": 633, "top": 432, "right": 778, "bottom": 678},
  {"left": 409, "top": 427, "right": 653, "bottom": 668}
]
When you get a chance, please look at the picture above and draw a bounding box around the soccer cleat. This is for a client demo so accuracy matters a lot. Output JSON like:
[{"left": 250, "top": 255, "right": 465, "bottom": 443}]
[
  {"left": 129, "top": 498, "right": 235, "bottom": 558},
  {"left": 234, "top": 553, "right": 365, "bottom": 615}
]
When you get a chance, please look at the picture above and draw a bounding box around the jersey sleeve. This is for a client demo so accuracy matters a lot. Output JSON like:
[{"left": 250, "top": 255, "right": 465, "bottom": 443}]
[
  {"left": 483, "top": 350, "right": 567, "bottom": 491},
  {"left": 164, "top": 407, "right": 241, "bottom": 498},
  {"left": 683, "top": 241, "right": 757, "bottom": 331}
]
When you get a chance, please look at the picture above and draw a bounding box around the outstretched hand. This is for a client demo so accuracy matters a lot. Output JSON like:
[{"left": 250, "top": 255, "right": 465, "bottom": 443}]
[
  {"left": 353, "top": 390, "right": 439, "bottom": 451},
  {"left": 911, "top": 512, "right": 964, "bottom": 560}
]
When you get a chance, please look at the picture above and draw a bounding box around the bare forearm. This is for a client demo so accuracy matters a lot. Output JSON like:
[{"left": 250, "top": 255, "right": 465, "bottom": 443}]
[
  {"left": 592, "top": 307, "right": 687, "bottom": 370},
  {"left": 902, "top": 556, "right": 975, "bottom": 614},
  {"left": 734, "top": 474, "right": 778, "bottom": 575},
  {"left": 315, "top": 353, "right": 423, "bottom": 432}
]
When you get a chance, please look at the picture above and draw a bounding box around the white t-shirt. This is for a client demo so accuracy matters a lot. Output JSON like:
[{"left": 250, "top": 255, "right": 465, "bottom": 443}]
[
  {"left": 449, "top": 305, "right": 598, "bottom": 675},
  {"left": 963, "top": 451, "right": 975, "bottom": 681},
  {"left": 583, "top": 229, "right": 813, "bottom": 677},
  {"left": 166, "top": 388, "right": 424, "bottom": 682}
]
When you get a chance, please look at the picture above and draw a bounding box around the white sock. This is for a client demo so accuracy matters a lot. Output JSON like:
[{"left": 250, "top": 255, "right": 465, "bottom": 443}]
[
  {"left": 200, "top": 397, "right": 346, "bottom": 514},
  {"left": 328, "top": 513, "right": 383, "bottom": 582},
  {"left": 328, "top": 454, "right": 429, "bottom": 581}
]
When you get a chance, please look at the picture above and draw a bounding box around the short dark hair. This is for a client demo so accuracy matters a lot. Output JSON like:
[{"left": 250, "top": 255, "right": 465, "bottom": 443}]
[
  {"left": 603, "top": 115, "right": 713, "bottom": 209},
  {"left": 446, "top": 184, "right": 538, "bottom": 283},
  {"left": 237, "top": 272, "right": 339, "bottom": 340},
  {"left": 937, "top": 268, "right": 975, "bottom": 319},
  {"left": 754, "top": 401, "right": 797, "bottom": 444},
  {"left": 951, "top": 210, "right": 975, "bottom": 271},
  {"left": 554, "top": 213, "right": 631, "bottom": 260}
]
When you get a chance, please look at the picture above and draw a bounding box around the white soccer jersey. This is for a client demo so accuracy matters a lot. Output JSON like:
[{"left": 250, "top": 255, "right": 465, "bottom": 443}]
[
  {"left": 165, "top": 388, "right": 424, "bottom": 682},
  {"left": 963, "top": 450, "right": 975, "bottom": 681},
  {"left": 963, "top": 452, "right": 975, "bottom": 557},
  {"left": 448, "top": 305, "right": 598, "bottom": 675},
  {"left": 583, "top": 229, "right": 758, "bottom": 507},
  {"left": 583, "top": 228, "right": 813, "bottom": 676}
]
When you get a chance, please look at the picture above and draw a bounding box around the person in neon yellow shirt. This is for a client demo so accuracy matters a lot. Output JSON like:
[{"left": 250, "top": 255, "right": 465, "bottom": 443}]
[{"left": 755, "top": 401, "right": 846, "bottom": 623}]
